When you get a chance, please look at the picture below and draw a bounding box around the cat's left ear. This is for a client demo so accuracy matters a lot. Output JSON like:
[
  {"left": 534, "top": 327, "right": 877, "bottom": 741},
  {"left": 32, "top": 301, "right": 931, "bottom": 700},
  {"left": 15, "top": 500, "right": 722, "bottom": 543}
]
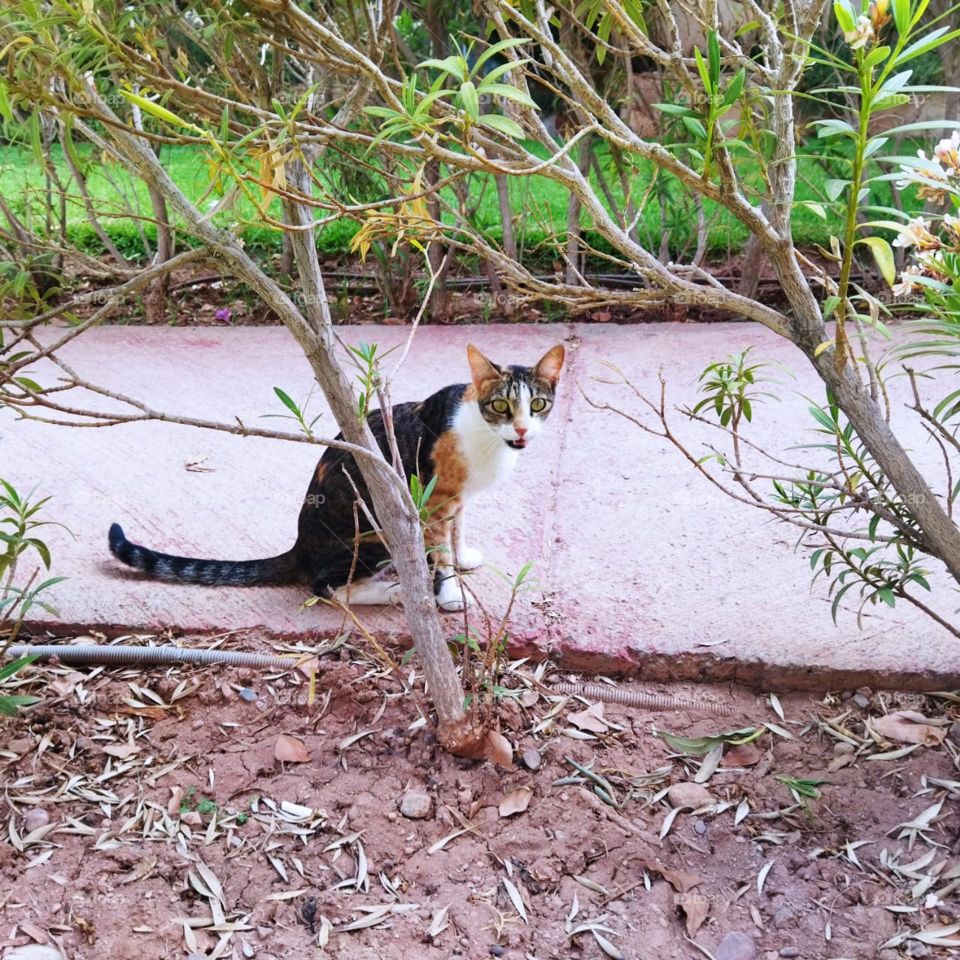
[{"left": 533, "top": 344, "right": 565, "bottom": 388}]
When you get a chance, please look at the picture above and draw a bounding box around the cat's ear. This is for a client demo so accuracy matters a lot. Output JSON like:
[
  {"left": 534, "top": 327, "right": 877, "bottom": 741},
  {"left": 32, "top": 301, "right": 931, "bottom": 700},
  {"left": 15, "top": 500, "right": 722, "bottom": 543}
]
[
  {"left": 466, "top": 344, "right": 503, "bottom": 392},
  {"left": 533, "top": 344, "right": 565, "bottom": 388}
]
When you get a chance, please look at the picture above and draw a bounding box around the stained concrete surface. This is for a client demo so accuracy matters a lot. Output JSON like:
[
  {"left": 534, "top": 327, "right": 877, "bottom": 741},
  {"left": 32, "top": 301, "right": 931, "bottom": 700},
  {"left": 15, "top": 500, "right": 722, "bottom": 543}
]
[{"left": 4, "top": 322, "right": 957, "bottom": 688}]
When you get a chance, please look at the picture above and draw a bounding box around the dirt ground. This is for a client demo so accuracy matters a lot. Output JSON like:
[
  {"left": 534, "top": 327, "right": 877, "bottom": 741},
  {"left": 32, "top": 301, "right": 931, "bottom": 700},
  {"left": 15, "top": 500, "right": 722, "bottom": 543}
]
[{"left": 1, "top": 633, "right": 959, "bottom": 960}]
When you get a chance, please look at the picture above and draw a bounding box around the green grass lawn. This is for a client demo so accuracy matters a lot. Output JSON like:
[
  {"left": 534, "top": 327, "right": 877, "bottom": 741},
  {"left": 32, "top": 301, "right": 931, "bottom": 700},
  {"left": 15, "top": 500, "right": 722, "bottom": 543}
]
[{"left": 0, "top": 137, "right": 919, "bottom": 267}]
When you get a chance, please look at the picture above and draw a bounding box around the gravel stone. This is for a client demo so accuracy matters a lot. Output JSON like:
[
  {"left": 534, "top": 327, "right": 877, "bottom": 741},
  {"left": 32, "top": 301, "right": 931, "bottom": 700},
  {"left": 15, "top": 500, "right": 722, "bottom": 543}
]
[
  {"left": 773, "top": 907, "right": 796, "bottom": 929},
  {"left": 667, "top": 782, "right": 714, "bottom": 809},
  {"left": 715, "top": 931, "right": 757, "bottom": 960},
  {"left": 22, "top": 808, "right": 50, "bottom": 832},
  {"left": 399, "top": 790, "right": 433, "bottom": 820},
  {"left": 779, "top": 948, "right": 800, "bottom": 958},
  {"left": 522, "top": 748, "right": 541, "bottom": 771},
  {"left": 238, "top": 687, "right": 258, "bottom": 702},
  {"left": 694, "top": 819, "right": 708, "bottom": 836}
]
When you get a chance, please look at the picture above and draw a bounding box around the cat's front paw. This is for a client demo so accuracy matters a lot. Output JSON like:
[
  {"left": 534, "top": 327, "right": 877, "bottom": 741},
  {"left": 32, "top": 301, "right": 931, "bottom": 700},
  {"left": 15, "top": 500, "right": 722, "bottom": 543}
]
[
  {"left": 455, "top": 546, "right": 484, "bottom": 571},
  {"left": 436, "top": 575, "right": 472, "bottom": 612}
]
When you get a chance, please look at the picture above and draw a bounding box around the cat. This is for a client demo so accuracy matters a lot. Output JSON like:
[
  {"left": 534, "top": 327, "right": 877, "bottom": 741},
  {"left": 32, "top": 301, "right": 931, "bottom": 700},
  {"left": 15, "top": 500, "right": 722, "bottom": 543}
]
[{"left": 108, "top": 343, "right": 565, "bottom": 612}]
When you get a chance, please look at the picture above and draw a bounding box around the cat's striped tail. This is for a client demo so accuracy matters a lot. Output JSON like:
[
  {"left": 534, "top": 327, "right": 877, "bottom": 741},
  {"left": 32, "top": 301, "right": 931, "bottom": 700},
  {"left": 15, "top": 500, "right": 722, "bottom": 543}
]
[{"left": 108, "top": 523, "right": 300, "bottom": 586}]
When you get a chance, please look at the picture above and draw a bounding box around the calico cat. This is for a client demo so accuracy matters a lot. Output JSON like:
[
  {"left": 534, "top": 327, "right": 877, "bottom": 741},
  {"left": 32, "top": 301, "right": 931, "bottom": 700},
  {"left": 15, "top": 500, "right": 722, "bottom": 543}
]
[{"left": 108, "top": 343, "right": 565, "bottom": 612}]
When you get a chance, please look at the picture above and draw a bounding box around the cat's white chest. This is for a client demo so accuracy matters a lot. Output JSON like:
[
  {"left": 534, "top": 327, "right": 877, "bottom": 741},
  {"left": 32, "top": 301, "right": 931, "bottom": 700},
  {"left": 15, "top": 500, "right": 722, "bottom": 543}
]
[{"left": 451, "top": 403, "right": 519, "bottom": 497}]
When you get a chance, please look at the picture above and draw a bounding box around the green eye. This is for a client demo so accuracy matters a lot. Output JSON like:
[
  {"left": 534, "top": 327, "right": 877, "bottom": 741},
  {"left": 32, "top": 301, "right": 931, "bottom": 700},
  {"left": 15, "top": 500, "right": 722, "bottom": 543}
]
[
  {"left": 490, "top": 399, "right": 510, "bottom": 414},
  {"left": 530, "top": 397, "right": 549, "bottom": 412}
]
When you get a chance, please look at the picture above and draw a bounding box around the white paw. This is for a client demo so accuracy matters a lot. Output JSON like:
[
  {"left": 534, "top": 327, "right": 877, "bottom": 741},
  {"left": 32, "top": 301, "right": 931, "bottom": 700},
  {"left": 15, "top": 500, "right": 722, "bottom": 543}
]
[
  {"left": 436, "top": 575, "right": 472, "bottom": 612},
  {"left": 456, "top": 546, "right": 484, "bottom": 571}
]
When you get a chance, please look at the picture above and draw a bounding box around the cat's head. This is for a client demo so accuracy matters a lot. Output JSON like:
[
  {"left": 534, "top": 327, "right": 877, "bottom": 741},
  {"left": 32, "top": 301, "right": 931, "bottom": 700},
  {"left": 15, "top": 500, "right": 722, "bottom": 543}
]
[{"left": 466, "top": 343, "right": 565, "bottom": 450}]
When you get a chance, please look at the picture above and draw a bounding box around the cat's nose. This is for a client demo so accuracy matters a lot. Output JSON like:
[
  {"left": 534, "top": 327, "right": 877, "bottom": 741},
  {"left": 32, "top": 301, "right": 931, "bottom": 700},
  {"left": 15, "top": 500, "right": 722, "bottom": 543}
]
[{"left": 515, "top": 426, "right": 528, "bottom": 438}]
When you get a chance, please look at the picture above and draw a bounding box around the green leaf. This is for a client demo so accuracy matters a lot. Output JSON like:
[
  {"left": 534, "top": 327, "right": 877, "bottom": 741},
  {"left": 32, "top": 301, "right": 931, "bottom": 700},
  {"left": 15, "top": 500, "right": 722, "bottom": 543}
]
[
  {"left": 832, "top": 0, "right": 857, "bottom": 34},
  {"left": 707, "top": 31, "right": 721, "bottom": 90},
  {"left": 822, "top": 295, "right": 841, "bottom": 320},
  {"left": 812, "top": 118, "right": 858, "bottom": 139},
  {"left": 473, "top": 36, "right": 528, "bottom": 74},
  {"left": 459, "top": 81, "right": 479, "bottom": 121},
  {"left": 0, "top": 655, "right": 37, "bottom": 682},
  {"left": 120, "top": 90, "right": 201, "bottom": 133},
  {"left": 723, "top": 68, "right": 746, "bottom": 106},
  {"left": 652, "top": 102, "right": 701, "bottom": 117},
  {"left": 273, "top": 387, "right": 300, "bottom": 416},
  {"left": 0, "top": 695, "right": 41, "bottom": 717},
  {"left": 858, "top": 236, "right": 896, "bottom": 287},
  {"left": 896, "top": 27, "right": 960, "bottom": 66},
  {"left": 477, "top": 113, "right": 524, "bottom": 139},
  {"left": 418, "top": 55, "right": 466, "bottom": 82},
  {"left": 658, "top": 727, "right": 762, "bottom": 756},
  {"left": 825, "top": 178, "right": 850, "bottom": 201},
  {"left": 694, "top": 47, "right": 712, "bottom": 94},
  {"left": 478, "top": 82, "right": 537, "bottom": 110}
]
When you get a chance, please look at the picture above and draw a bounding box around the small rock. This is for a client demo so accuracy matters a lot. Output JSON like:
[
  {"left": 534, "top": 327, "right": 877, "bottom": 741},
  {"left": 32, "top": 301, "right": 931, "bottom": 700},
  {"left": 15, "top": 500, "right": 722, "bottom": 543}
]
[
  {"left": 668, "top": 782, "right": 714, "bottom": 809},
  {"left": 22, "top": 808, "right": 50, "bottom": 832},
  {"left": 833, "top": 741, "right": 854, "bottom": 754},
  {"left": 522, "top": 748, "right": 541, "bottom": 771},
  {"left": 399, "top": 790, "right": 432, "bottom": 820},
  {"left": 694, "top": 819, "right": 707, "bottom": 836},
  {"left": 907, "top": 942, "right": 931, "bottom": 958},
  {"left": 239, "top": 687, "right": 258, "bottom": 703},
  {"left": 3, "top": 949, "right": 64, "bottom": 960},
  {"left": 948, "top": 722, "right": 960, "bottom": 747},
  {"left": 852, "top": 694, "right": 870, "bottom": 709},
  {"left": 773, "top": 907, "right": 796, "bottom": 929},
  {"left": 716, "top": 931, "right": 757, "bottom": 960},
  {"left": 779, "top": 949, "right": 800, "bottom": 959},
  {"left": 488, "top": 946, "right": 505, "bottom": 957}
]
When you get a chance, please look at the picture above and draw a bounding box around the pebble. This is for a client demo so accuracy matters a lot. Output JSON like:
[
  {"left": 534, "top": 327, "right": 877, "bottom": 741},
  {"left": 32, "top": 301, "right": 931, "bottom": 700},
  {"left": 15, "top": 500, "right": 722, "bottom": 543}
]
[
  {"left": 779, "top": 948, "right": 800, "bottom": 958},
  {"left": 522, "top": 748, "right": 541, "bottom": 771},
  {"left": 400, "top": 790, "right": 432, "bottom": 820},
  {"left": 773, "top": 907, "right": 795, "bottom": 929},
  {"left": 715, "top": 931, "right": 757, "bottom": 960},
  {"left": 694, "top": 819, "right": 707, "bottom": 836},
  {"left": 488, "top": 946, "right": 505, "bottom": 957},
  {"left": 667, "top": 782, "right": 714, "bottom": 809},
  {"left": 907, "top": 942, "right": 930, "bottom": 958},
  {"left": 239, "top": 687, "right": 258, "bottom": 703},
  {"left": 22, "top": 808, "right": 50, "bottom": 832},
  {"left": 948, "top": 721, "right": 960, "bottom": 747},
  {"left": 852, "top": 693, "right": 870, "bottom": 709}
]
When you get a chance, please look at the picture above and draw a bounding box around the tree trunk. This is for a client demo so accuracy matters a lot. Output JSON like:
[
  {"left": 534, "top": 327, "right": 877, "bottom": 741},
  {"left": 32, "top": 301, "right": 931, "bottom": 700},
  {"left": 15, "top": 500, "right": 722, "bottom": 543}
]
[{"left": 769, "top": 244, "right": 960, "bottom": 584}]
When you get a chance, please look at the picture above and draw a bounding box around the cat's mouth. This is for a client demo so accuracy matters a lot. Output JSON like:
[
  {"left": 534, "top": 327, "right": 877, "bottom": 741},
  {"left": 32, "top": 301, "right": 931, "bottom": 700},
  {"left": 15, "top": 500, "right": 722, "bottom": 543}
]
[{"left": 506, "top": 438, "right": 527, "bottom": 450}]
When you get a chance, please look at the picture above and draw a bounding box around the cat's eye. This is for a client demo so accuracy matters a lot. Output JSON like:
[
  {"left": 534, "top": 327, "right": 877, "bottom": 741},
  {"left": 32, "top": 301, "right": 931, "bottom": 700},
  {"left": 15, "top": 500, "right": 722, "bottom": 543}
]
[
  {"left": 490, "top": 399, "right": 511, "bottom": 414},
  {"left": 530, "top": 397, "right": 549, "bottom": 412}
]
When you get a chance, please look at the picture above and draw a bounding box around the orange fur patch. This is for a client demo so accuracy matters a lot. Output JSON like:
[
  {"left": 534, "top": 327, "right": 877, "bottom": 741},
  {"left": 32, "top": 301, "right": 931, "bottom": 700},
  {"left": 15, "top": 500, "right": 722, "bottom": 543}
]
[{"left": 427, "top": 430, "right": 467, "bottom": 553}]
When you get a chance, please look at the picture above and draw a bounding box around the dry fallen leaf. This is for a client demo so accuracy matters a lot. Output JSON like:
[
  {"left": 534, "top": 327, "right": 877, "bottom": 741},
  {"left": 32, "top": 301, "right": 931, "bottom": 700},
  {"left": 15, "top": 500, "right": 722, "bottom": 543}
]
[
  {"left": 649, "top": 863, "right": 702, "bottom": 893},
  {"left": 567, "top": 702, "right": 609, "bottom": 734},
  {"left": 499, "top": 786, "right": 533, "bottom": 818},
  {"left": 102, "top": 740, "right": 141, "bottom": 759},
  {"left": 484, "top": 731, "right": 513, "bottom": 769},
  {"left": 274, "top": 734, "right": 310, "bottom": 763},
  {"left": 871, "top": 711, "right": 948, "bottom": 747},
  {"left": 724, "top": 742, "right": 762, "bottom": 767},
  {"left": 677, "top": 891, "right": 710, "bottom": 936}
]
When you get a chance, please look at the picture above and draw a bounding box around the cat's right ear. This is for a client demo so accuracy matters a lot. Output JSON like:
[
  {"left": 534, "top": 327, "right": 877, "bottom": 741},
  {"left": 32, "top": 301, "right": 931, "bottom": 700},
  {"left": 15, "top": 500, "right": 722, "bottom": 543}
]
[{"left": 466, "top": 344, "right": 503, "bottom": 392}]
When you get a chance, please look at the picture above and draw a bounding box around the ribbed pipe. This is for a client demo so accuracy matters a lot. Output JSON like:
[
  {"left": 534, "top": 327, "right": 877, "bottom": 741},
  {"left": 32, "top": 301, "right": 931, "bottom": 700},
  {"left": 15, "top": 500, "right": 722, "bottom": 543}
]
[
  {"left": 550, "top": 681, "right": 733, "bottom": 716},
  {"left": 5, "top": 644, "right": 294, "bottom": 669}
]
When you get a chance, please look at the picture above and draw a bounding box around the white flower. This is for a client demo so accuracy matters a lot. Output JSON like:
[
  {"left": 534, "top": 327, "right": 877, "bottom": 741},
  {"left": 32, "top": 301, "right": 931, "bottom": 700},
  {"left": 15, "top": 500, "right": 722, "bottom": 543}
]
[
  {"left": 892, "top": 217, "right": 939, "bottom": 250},
  {"left": 945, "top": 213, "right": 960, "bottom": 241},
  {"left": 844, "top": 15, "right": 875, "bottom": 49},
  {"left": 934, "top": 131, "right": 960, "bottom": 172},
  {"left": 892, "top": 264, "right": 923, "bottom": 297}
]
